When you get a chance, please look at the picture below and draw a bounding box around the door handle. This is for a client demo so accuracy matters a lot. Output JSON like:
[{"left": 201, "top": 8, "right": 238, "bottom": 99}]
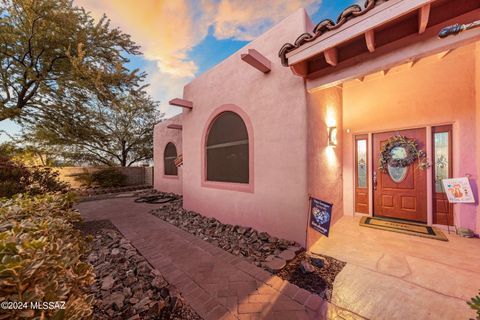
[{"left": 373, "top": 171, "right": 377, "bottom": 190}]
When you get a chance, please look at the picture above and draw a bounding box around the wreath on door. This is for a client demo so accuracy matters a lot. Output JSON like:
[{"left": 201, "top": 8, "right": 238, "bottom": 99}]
[{"left": 379, "top": 135, "right": 430, "bottom": 172}]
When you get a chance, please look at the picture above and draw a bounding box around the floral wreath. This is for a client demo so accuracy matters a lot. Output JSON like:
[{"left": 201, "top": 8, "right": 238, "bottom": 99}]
[{"left": 379, "top": 135, "right": 429, "bottom": 172}]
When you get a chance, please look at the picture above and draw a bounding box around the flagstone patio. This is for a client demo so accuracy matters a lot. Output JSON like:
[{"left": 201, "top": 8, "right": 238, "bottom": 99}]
[{"left": 310, "top": 216, "right": 480, "bottom": 320}]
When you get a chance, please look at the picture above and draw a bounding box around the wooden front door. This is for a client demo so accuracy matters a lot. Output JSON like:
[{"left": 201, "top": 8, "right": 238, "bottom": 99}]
[{"left": 373, "top": 128, "right": 427, "bottom": 223}]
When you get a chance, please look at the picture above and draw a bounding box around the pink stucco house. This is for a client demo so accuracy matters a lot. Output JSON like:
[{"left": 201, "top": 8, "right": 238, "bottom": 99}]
[{"left": 154, "top": 0, "right": 480, "bottom": 249}]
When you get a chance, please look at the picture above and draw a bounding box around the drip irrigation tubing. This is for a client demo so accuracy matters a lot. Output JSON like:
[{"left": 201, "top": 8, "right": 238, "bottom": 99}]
[{"left": 134, "top": 194, "right": 178, "bottom": 204}]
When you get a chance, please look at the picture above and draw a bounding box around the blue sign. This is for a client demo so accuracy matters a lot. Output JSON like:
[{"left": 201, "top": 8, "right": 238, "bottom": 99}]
[{"left": 310, "top": 198, "right": 333, "bottom": 237}]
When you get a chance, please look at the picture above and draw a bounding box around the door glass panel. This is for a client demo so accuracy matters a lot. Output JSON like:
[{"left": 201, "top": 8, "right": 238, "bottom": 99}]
[
  {"left": 387, "top": 146, "right": 408, "bottom": 183},
  {"left": 388, "top": 165, "right": 408, "bottom": 183},
  {"left": 356, "top": 139, "right": 367, "bottom": 188},
  {"left": 434, "top": 132, "right": 449, "bottom": 192}
]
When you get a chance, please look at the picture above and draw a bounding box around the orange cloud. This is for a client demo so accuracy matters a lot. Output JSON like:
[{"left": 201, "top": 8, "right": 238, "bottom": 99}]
[
  {"left": 213, "top": 0, "right": 321, "bottom": 41},
  {"left": 74, "top": 0, "right": 321, "bottom": 115}
]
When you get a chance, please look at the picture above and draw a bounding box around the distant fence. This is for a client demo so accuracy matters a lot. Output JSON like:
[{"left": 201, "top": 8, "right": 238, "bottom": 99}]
[{"left": 52, "top": 166, "right": 154, "bottom": 189}]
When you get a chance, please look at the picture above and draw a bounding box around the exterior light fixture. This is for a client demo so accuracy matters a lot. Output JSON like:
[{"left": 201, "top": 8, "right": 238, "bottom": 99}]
[{"left": 328, "top": 127, "right": 337, "bottom": 147}]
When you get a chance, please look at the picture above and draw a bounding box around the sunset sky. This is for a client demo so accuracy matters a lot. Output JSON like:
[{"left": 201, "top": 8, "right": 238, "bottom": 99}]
[{"left": 1, "top": 0, "right": 357, "bottom": 141}]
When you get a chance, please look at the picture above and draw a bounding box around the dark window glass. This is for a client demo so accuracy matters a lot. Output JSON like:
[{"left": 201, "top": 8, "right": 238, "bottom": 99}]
[
  {"left": 206, "top": 111, "right": 249, "bottom": 183},
  {"left": 164, "top": 142, "right": 178, "bottom": 176}
]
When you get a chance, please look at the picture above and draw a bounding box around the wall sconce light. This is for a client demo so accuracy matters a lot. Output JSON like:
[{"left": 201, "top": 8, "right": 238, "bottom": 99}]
[{"left": 328, "top": 127, "right": 337, "bottom": 147}]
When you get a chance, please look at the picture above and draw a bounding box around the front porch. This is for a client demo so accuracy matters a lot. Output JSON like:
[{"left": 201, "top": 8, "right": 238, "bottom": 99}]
[{"left": 310, "top": 215, "right": 480, "bottom": 319}]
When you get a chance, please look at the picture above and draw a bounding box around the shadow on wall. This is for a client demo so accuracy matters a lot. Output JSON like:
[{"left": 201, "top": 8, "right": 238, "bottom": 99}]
[{"left": 52, "top": 166, "right": 154, "bottom": 188}]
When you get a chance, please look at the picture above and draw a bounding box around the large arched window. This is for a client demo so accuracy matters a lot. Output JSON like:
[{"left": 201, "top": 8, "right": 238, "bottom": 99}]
[
  {"left": 164, "top": 142, "right": 178, "bottom": 176},
  {"left": 206, "top": 111, "right": 249, "bottom": 183}
]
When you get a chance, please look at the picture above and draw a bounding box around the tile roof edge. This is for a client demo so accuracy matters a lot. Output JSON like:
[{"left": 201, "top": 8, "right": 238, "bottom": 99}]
[{"left": 278, "top": 0, "right": 390, "bottom": 67}]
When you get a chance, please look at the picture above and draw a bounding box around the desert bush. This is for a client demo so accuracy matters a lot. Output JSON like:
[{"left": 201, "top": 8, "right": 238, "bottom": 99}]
[
  {"left": 0, "top": 156, "right": 30, "bottom": 198},
  {"left": 91, "top": 168, "right": 127, "bottom": 188},
  {"left": 27, "top": 167, "right": 69, "bottom": 195},
  {"left": 0, "top": 156, "right": 69, "bottom": 198},
  {"left": 71, "top": 169, "right": 95, "bottom": 189},
  {"left": 468, "top": 290, "right": 480, "bottom": 319},
  {"left": 72, "top": 167, "right": 127, "bottom": 189},
  {"left": 0, "top": 193, "right": 95, "bottom": 319}
]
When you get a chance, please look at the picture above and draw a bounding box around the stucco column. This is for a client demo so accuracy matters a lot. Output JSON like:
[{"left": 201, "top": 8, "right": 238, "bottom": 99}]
[{"left": 306, "top": 86, "right": 343, "bottom": 249}]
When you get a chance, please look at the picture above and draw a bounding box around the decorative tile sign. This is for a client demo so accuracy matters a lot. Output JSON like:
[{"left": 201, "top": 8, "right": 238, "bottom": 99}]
[
  {"left": 442, "top": 177, "right": 475, "bottom": 203},
  {"left": 310, "top": 197, "right": 333, "bottom": 237}
]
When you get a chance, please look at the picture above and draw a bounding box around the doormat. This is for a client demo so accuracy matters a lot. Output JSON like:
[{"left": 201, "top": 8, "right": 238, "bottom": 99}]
[{"left": 359, "top": 217, "right": 449, "bottom": 241}]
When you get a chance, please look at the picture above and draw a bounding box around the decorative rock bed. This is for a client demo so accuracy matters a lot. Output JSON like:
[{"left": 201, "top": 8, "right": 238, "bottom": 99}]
[
  {"left": 77, "top": 220, "right": 201, "bottom": 320},
  {"left": 276, "top": 252, "right": 346, "bottom": 300},
  {"left": 149, "top": 192, "right": 347, "bottom": 302},
  {"left": 150, "top": 194, "right": 303, "bottom": 269}
]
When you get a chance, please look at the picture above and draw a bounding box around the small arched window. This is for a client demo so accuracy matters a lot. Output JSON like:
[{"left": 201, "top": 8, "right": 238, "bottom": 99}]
[
  {"left": 206, "top": 111, "right": 249, "bottom": 183},
  {"left": 164, "top": 142, "right": 178, "bottom": 176}
]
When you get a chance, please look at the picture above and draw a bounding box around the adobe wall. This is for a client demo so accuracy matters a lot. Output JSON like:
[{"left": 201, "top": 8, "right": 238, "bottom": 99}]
[
  {"left": 476, "top": 41, "right": 480, "bottom": 234},
  {"left": 306, "top": 86, "right": 344, "bottom": 248},
  {"left": 180, "top": 8, "right": 312, "bottom": 246},
  {"left": 153, "top": 114, "right": 183, "bottom": 195}
]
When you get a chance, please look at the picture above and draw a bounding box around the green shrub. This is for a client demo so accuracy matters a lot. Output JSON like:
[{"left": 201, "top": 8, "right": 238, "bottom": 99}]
[
  {"left": 91, "top": 168, "right": 126, "bottom": 188},
  {"left": 27, "top": 167, "right": 69, "bottom": 195},
  {"left": 0, "top": 193, "right": 94, "bottom": 319},
  {"left": 0, "top": 156, "right": 69, "bottom": 198},
  {"left": 468, "top": 290, "right": 480, "bottom": 319},
  {"left": 0, "top": 156, "right": 30, "bottom": 198},
  {"left": 71, "top": 169, "right": 95, "bottom": 189},
  {"left": 72, "top": 168, "right": 127, "bottom": 189}
]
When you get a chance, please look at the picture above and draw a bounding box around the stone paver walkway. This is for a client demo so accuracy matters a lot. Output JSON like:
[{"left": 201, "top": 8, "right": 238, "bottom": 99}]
[{"left": 78, "top": 198, "right": 360, "bottom": 320}]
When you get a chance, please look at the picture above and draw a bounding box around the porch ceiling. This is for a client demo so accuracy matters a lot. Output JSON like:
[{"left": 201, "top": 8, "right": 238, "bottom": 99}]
[{"left": 280, "top": 0, "right": 480, "bottom": 90}]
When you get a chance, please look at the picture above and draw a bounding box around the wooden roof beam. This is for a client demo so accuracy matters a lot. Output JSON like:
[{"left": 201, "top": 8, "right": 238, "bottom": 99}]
[
  {"left": 290, "top": 61, "right": 308, "bottom": 77},
  {"left": 169, "top": 98, "right": 193, "bottom": 109},
  {"left": 365, "top": 30, "right": 376, "bottom": 53},
  {"left": 407, "top": 58, "right": 419, "bottom": 68},
  {"left": 418, "top": 4, "right": 431, "bottom": 34},
  {"left": 437, "top": 49, "right": 453, "bottom": 60},
  {"left": 241, "top": 49, "right": 271, "bottom": 73},
  {"left": 287, "top": 0, "right": 434, "bottom": 65},
  {"left": 306, "top": 9, "right": 480, "bottom": 92},
  {"left": 324, "top": 47, "right": 338, "bottom": 66},
  {"left": 167, "top": 124, "right": 182, "bottom": 130}
]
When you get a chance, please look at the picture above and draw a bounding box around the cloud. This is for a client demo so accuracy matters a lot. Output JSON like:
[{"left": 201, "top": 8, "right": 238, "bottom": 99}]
[
  {"left": 213, "top": 0, "right": 322, "bottom": 41},
  {"left": 75, "top": 0, "right": 205, "bottom": 79},
  {"left": 74, "top": 0, "right": 322, "bottom": 116}
]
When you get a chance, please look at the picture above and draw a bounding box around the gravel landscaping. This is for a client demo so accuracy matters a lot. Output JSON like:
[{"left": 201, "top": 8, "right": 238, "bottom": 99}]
[
  {"left": 276, "top": 252, "right": 346, "bottom": 300},
  {"left": 148, "top": 192, "right": 347, "bottom": 302},
  {"left": 77, "top": 220, "right": 202, "bottom": 320},
  {"left": 149, "top": 193, "right": 303, "bottom": 269}
]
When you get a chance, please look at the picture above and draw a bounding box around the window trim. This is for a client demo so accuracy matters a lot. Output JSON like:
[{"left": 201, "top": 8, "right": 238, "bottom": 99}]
[
  {"left": 201, "top": 104, "right": 254, "bottom": 193},
  {"left": 354, "top": 134, "right": 369, "bottom": 214},
  {"left": 163, "top": 141, "right": 179, "bottom": 178},
  {"left": 431, "top": 124, "right": 453, "bottom": 225}
]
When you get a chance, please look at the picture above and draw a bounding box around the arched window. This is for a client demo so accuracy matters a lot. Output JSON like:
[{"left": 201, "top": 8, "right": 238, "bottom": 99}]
[
  {"left": 206, "top": 111, "right": 249, "bottom": 183},
  {"left": 164, "top": 142, "right": 178, "bottom": 176}
]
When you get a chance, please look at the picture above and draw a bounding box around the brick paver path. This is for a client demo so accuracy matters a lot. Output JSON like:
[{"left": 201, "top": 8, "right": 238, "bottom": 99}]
[{"left": 78, "top": 197, "right": 356, "bottom": 320}]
